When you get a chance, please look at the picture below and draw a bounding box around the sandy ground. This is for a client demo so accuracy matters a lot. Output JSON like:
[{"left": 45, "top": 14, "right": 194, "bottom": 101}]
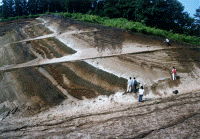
[
  {"left": 0, "top": 91, "right": 199, "bottom": 138},
  {"left": 0, "top": 15, "right": 199, "bottom": 138}
]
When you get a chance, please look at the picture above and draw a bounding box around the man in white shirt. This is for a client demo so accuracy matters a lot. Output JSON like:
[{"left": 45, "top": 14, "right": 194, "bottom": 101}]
[
  {"left": 165, "top": 38, "right": 170, "bottom": 46},
  {"left": 138, "top": 86, "right": 144, "bottom": 102},
  {"left": 127, "top": 77, "right": 132, "bottom": 93}
]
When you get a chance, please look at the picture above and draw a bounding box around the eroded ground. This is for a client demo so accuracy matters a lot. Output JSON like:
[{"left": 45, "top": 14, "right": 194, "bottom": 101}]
[{"left": 0, "top": 14, "right": 199, "bottom": 138}]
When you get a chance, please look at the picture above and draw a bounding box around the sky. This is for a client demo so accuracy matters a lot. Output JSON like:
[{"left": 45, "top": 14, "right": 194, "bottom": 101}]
[
  {"left": 0, "top": 0, "right": 199, "bottom": 17},
  {"left": 178, "top": 0, "right": 200, "bottom": 17}
]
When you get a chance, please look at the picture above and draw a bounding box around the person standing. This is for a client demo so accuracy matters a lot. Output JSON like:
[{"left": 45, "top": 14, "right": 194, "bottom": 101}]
[
  {"left": 172, "top": 67, "right": 176, "bottom": 80},
  {"left": 165, "top": 38, "right": 170, "bottom": 46},
  {"left": 138, "top": 86, "right": 144, "bottom": 102},
  {"left": 127, "top": 77, "right": 132, "bottom": 93},
  {"left": 133, "top": 77, "right": 137, "bottom": 93}
]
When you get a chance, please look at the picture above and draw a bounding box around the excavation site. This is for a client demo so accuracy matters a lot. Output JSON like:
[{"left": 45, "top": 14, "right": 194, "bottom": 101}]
[{"left": 0, "top": 14, "right": 199, "bottom": 138}]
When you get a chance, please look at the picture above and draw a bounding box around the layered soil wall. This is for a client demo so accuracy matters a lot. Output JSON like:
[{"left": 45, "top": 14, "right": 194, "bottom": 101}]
[{"left": 0, "top": 15, "right": 199, "bottom": 137}]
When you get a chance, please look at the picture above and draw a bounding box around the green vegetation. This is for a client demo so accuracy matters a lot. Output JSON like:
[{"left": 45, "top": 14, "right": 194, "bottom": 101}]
[
  {"left": 54, "top": 12, "right": 200, "bottom": 46},
  {"left": 0, "top": 14, "right": 41, "bottom": 22},
  {"left": 1, "top": 0, "right": 199, "bottom": 36},
  {"left": 1, "top": 11, "right": 199, "bottom": 46},
  {"left": 0, "top": 0, "right": 199, "bottom": 46}
]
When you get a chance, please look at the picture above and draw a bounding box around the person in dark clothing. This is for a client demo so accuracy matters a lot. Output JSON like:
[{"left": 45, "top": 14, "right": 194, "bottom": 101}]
[{"left": 132, "top": 77, "right": 137, "bottom": 93}]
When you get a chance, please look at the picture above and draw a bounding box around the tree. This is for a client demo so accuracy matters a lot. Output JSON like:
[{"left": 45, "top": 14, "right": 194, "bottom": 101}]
[
  {"left": 92, "top": 0, "right": 105, "bottom": 16},
  {"left": 27, "top": 0, "right": 37, "bottom": 15},
  {"left": 102, "top": 0, "right": 119, "bottom": 18},
  {"left": 64, "top": 0, "right": 92, "bottom": 14},
  {"left": 14, "top": 0, "right": 28, "bottom": 16},
  {"left": 194, "top": 7, "right": 200, "bottom": 24},
  {"left": 37, "top": 0, "right": 49, "bottom": 14},
  {"left": 49, "top": 0, "right": 64, "bottom": 13},
  {"left": 193, "top": 7, "right": 200, "bottom": 37},
  {"left": 2, "top": 0, "right": 14, "bottom": 18},
  {"left": 101, "top": 0, "right": 195, "bottom": 34}
]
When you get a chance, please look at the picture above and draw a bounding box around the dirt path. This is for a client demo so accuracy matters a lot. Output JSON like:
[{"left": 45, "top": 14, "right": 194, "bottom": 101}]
[
  {"left": 0, "top": 47, "right": 180, "bottom": 72},
  {"left": 0, "top": 91, "right": 199, "bottom": 138}
]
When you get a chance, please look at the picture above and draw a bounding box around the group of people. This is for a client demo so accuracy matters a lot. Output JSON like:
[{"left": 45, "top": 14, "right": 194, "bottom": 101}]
[
  {"left": 127, "top": 67, "right": 177, "bottom": 102},
  {"left": 127, "top": 77, "right": 138, "bottom": 93},
  {"left": 126, "top": 77, "right": 144, "bottom": 102}
]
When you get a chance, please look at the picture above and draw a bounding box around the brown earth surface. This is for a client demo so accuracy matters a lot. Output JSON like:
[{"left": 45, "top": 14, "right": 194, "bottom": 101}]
[{"left": 0, "top": 14, "right": 199, "bottom": 138}]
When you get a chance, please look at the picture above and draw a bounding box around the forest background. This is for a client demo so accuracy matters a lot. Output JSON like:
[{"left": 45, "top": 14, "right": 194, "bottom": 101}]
[{"left": 0, "top": 0, "right": 200, "bottom": 46}]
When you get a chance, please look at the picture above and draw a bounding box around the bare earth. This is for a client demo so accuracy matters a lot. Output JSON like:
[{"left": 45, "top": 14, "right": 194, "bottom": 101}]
[{"left": 0, "top": 15, "right": 199, "bottom": 138}]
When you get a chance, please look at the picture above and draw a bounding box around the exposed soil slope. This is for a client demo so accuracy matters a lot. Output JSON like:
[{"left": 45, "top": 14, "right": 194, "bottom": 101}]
[{"left": 0, "top": 14, "right": 199, "bottom": 138}]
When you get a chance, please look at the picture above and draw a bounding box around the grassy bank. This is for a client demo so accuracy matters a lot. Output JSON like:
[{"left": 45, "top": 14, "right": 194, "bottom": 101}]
[
  {"left": 59, "top": 12, "right": 200, "bottom": 47},
  {"left": 1, "top": 12, "right": 200, "bottom": 46},
  {"left": 0, "top": 14, "right": 41, "bottom": 21}
]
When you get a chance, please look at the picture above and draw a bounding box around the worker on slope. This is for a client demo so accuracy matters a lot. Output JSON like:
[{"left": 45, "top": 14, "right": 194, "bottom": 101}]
[
  {"left": 171, "top": 67, "right": 177, "bottom": 80},
  {"left": 127, "top": 77, "right": 133, "bottom": 93},
  {"left": 165, "top": 38, "right": 170, "bottom": 46},
  {"left": 138, "top": 86, "right": 145, "bottom": 102},
  {"left": 132, "top": 77, "right": 138, "bottom": 93}
]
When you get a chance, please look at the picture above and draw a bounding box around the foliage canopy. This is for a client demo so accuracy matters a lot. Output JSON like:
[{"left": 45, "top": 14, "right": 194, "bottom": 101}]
[{"left": 0, "top": 0, "right": 199, "bottom": 44}]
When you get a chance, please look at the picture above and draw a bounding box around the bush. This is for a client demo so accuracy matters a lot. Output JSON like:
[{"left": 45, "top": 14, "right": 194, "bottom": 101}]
[
  {"left": 45, "top": 12, "right": 52, "bottom": 15},
  {"left": 139, "top": 28, "right": 147, "bottom": 34},
  {"left": 152, "top": 29, "right": 165, "bottom": 37},
  {"left": 8, "top": 17, "right": 17, "bottom": 20},
  {"left": 145, "top": 27, "right": 154, "bottom": 35},
  {"left": 63, "top": 12, "right": 72, "bottom": 18},
  {"left": 71, "top": 13, "right": 83, "bottom": 19}
]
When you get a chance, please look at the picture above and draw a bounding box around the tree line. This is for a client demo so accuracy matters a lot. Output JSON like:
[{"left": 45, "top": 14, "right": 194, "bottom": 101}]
[{"left": 0, "top": 0, "right": 199, "bottom": 37}]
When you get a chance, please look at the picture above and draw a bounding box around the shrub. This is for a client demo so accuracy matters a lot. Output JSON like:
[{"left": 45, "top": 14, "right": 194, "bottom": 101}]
[
  {"left": 129, "top": 25, "right": 137, "bottom": 32},
  {"left": 71, "top": 13, "right": 83, "bottom": 19},
  {"left": 145, "top": 27, "right": 154, "bottom": 35},
  {"left": 45, "top": 12, "right": 52, "bottom": 15},
  {"left": 139, "top": 28, "right": 147, "bottom": 34},
  {"left": 153, "top": 29, "right": 166, "bottom": 37},
  {"left": 63, "top": 12, "right": 72, "bottom": 18},
  {"left": 8, "top": 17, "right": 17, "bottom": 20}
]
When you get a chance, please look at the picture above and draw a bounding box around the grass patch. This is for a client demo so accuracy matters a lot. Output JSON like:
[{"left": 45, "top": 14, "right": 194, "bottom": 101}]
[{"left": 1, "top": 14, "right": 40, "bottom": 22}]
